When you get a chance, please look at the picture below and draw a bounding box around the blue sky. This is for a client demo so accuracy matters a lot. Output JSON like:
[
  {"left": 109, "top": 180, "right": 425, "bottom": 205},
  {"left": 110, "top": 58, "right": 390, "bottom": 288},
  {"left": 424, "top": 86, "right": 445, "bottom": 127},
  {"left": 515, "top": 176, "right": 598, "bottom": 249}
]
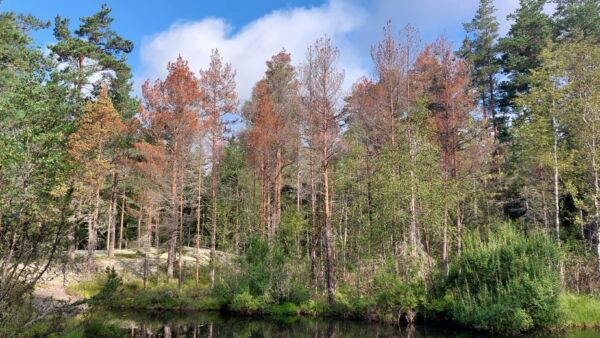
[{"left": 1, "top": 0, "right": 524, "bottom": 100}]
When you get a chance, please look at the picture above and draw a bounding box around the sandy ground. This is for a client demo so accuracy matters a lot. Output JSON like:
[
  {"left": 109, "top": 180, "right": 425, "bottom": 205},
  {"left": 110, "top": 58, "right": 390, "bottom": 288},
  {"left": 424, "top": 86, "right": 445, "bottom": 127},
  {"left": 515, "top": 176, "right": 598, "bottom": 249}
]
[{"left": 33, "top": 247, "right": 231, "bottom": 303}]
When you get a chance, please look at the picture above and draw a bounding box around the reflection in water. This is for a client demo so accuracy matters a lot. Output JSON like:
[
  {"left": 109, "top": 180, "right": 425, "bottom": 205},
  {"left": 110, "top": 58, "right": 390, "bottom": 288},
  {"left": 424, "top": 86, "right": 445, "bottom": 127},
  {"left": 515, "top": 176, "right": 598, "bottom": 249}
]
[{"left": 85, "top": 309, "right": 600, "bottom": 338}]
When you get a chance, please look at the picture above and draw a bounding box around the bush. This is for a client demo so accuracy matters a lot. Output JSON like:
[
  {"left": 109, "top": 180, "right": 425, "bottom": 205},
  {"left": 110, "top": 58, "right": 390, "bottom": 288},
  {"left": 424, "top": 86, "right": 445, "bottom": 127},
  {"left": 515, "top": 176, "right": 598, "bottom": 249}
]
[
  {"left": 372, "top": 274, "right": 426, "bottom": 324},
  {"left": 438, "top": 223, "right": 562, "bottom": 333},
  {"left": 230, "top": 288, "right": 270, "bottom": 314},
  {"left": 215, "top": 236, "right": 311, "bottom": 312},
  {"left": 82, "top": 320, "right": 125, "bottom": 338}
]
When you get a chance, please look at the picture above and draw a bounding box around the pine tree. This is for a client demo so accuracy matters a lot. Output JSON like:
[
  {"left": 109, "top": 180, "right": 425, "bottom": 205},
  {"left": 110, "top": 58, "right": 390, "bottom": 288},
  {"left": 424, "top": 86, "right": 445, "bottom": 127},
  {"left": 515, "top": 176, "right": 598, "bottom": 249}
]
[
  {"left": 69, "top": 87, "right": 125, "bottom": 271},
  {"left": 497, "top": 0, "right": 553, "bottom": 113},
  {"left": 200, "top": 49, "right": 238, "bottom": 288},
  {"left": 459, "top": 0, "right": 500, "bottom": 137}
]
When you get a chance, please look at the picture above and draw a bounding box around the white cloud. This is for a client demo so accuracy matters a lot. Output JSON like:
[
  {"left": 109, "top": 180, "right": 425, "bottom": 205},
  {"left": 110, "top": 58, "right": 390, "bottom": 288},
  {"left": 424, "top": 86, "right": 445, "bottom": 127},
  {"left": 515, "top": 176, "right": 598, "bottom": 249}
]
[
  {"left": 136, "top": 0, "right": 553, "bottom": 104},
  {"left": 137, "top": 0, "right": 368, "bottom": 103}
]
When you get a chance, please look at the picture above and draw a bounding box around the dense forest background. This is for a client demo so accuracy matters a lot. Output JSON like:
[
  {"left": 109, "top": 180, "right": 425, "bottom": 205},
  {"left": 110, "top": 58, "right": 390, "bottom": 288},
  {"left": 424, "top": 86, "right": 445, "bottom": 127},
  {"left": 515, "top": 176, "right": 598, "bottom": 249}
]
[{"left": 2, "top": 0, "right": 600, "bottom": 333}]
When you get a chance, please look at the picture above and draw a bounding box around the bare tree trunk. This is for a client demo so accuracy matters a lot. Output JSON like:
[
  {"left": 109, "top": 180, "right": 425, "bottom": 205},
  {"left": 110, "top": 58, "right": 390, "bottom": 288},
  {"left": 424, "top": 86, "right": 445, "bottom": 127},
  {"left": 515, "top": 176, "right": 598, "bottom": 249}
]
[
  {"left": 310, "top": 154, "right": 318, "bottom": 291},
  {"left": 178, "top": 193, "right": 184, "bottom": 291},
  {"left": 323, "top": 148, "right": 335, "bottom": 304},
  {"left": 273, "top": 147, "right": 283, "bottom": 236},
  {"left": 540, "top": 168, "right": 549, "bottom": 235},
  {"left": 196, "top": 159, "right": 203, "bottom": 286},
  {"left": 119, "top": 193, "right": 125, "bottom": 250},
  {"left": 87, "top": 185, "right": 101, "bottom": 272},
  {"left": 137, "top": 207, "right": 142, "bottom": 245},
  {"left": 67, "top": 225, "right": 76, "bottom": 264},
  {"left": 552, "top": 116, "right": 561, "bottom": 245},
  {"left": 442, "top": 204, "right": 448, "bottom": 271},
  {"left": 456, "top": 205, "right": 462, "bottom": 257},
  {"left": 107, "top": 169, "right": 118, "bottom": 258},
  {"left": 552, "top": 115, "right": 564, "bottom": 283},
  {"left": 210, "top": 136, "right": 218, "bottom": 289},
  {"left": 235, "top": 186, "right": 241, "bottom": 253},
  {"left": 297, "top": 149, "right": 302, "bottom": 212},
  {"left": 167, "top": 149, "right": 179, "bottom": 279},
  {"left": 143, "top": 251, "right": 148, "bottom": 290},
  {"left": 155, "top": 210, "right": 160, "bottom": 249},
  {"left": 408, "top": 119, "right": 419, "bottom": 250},
  {"left": 590, "top": 134, "right": 600, "bottom": 274},
  {"left": 68, "top": 201, "right": 81, "bottom": 265}
]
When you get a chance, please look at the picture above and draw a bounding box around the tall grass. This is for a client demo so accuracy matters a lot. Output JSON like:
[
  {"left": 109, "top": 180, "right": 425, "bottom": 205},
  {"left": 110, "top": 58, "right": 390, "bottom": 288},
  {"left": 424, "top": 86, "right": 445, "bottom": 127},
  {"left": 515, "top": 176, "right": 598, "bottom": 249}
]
[
  {"left": 439, "top": 223, "right": 563, "bottom": 333},
  {"left": 560, "top": 293, "right": 600, "bottom": 327}
]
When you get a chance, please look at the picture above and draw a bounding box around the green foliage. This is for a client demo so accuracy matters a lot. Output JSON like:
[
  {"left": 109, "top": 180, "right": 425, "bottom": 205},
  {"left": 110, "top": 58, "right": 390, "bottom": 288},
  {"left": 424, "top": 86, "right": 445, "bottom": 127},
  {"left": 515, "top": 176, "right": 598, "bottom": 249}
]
[
  {"left": 91, "top": 267, "right": 123, "bottom": 304},
  {"left": 66, "top": 278, "right": 106, "bottom": 299},
  {"left": 498, "top": 0, "right": 553, "bottom": 108},
  {"left": 215, "top": 236, "right": 311, "bottom": 314},
  {"left": 438, "top": 223, "right": 562, "bottom": 333},
  {"left": 90, "top": 277, "right": 222, "bottom": 311},
  {"left": 372, "top": 274, "right": 426, "bottom": 322},
  {"left": 82, "top": 320, "right": 125, "bottom": 338},
  {"left": 560, "top": 293, "right": 600, "bottom": 327},
  {"left": 229, "top": 288, "right": 271, "bottom": 314}
]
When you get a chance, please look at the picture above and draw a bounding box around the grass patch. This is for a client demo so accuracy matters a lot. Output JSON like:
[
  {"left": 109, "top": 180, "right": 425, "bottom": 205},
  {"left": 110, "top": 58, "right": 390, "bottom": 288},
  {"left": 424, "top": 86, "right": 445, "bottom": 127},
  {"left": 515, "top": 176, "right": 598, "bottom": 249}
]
[
  {"left": 66, "top": 277, "right": 106, "bottom": 298},
  {"left": 560, "top": 293, "right": 600, "bottom": 327},
  {"left": 97, "top": 277, "right": 224, "bottom": 311}
]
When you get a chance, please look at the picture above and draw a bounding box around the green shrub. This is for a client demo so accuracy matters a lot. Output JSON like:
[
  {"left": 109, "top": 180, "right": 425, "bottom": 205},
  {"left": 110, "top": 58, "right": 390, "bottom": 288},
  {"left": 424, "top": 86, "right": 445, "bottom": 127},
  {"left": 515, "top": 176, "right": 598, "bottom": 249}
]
[
  {"left": 560, "top": 293, "right": 600, "bottom": 326},
  {"left": 215, "top": 236, "right": 311, "bottom": 312},
  {"left": 83, "top": 320, "right": 125, "bottom": 338},
  {"left": 373, "top": 273, "right": 426, "bottom": 320},
  {"left": 230, "top": 288, "right": 270, "bottom": 314},
  {"left": 268, "top": 302, "right": 299, "bottom": 316},
  {"left": 439, "top": 223, "right": 562, "bottom": 333}
]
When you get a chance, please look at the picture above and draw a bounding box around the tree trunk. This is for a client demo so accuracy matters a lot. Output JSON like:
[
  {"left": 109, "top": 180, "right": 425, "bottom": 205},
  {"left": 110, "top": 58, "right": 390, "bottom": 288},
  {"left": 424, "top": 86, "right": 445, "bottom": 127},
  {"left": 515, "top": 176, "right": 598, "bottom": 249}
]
[
  {"left": 272, "top": 147, "right": 283, "bottom": 237},
  {"left": 442, "top": 204, "right": 448, "bottom": 272},
  {"left": 196, "top": 159, "right": 203, "bottom": 286},
  {"left": 552, "top": 116, "right": 560, "bottom": 245},
  {"left": 119, "top": 193, "right": 125, "bottom": 250},
  {"left": 210, "top": 135, "right": 218, "bottom": 289},
  {"left": 259, "top": 161, "right": 267, "bottom": 237},
  {"left": 323, "top": 148, "right": 335, "bottom": 304},
  {"left": 178, "top": 193, "right": 184, "bottom": 291},
  {"left": 297, "top": 149, "right": 302, "bottom": 212},
  {"left": 552, "top": 115, "right": 564, "bottom": 283},
  {"left": 87, "top": 185, "right": 101, "bottom": 272},
  {"left": 591, "top": 134, "right": 600, "bottom": 274},
  {"left": 310, "top": 154, "right": 318, "bottom": 291},
  {"left": 137, "top": 207, "right": 143, "bottom": 245},
  {"left": 456, "top": 205, "right": 462, "bottom": 257},
  {"left": 167, "top": 153, "right": 178, "bottom": 280},
  {"left": 408, "top": 119, "right": 418, "bottom": 250},
  {"left": 107, "top": 169, "right": 118, "bottom": 258},
  {"left": 540, "top": 167, "right": 549, "bottom": 234},
  {"left": 67, "top": 225, "right": 76, "bottom": 264},
  {"left": 143, "top": 251, "right": 148, "bottom": 290},
  {"left": 68, "top": 201, "right": 80, "bottom": 264}
]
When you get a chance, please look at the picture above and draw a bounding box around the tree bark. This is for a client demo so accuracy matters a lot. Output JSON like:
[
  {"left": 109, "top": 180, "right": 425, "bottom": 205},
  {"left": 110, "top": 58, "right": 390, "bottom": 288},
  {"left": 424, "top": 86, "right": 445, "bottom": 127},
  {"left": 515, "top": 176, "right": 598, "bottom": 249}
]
[
  {"left": 323, "top": 147, "right": 335, "bottom": 304},
  {"left": 167, "top": 152, "right": 178, "bottom": 279},
  {"left": 272, "top": 147, "right": 283, "bottom": 237},
  {"left": 210, "top": 134, "right": 218, "bottom": 289},
  {"left": 590, "top": 133, "right": 600, "bottom": 274},
  {"left": 552, "top": 114, "right": 564, "bottom": 283},
  {"left": 107, "top": 169, "right": 118, "bottom": 258},
  {"left": 118, "top": 193, "right": 125, "bottom": 250},
  {"left": 196, "top": 158, "right": 203, "bottom": 286},
  {"left": 310, "top": 153, "right": 318, "bottom": 291},
  {"left": 87, "top": 185, "right": 101, "bottom": 272},
  {"left": 178, "top": 193, "right": 184, "bottom": 291}
]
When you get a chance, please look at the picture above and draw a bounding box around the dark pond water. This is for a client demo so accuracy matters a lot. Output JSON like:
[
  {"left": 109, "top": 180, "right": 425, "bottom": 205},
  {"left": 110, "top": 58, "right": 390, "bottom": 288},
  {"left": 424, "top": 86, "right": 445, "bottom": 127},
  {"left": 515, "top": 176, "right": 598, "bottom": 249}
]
[{"left": 83, "top": 310, "right": 600, "bottom": 338}]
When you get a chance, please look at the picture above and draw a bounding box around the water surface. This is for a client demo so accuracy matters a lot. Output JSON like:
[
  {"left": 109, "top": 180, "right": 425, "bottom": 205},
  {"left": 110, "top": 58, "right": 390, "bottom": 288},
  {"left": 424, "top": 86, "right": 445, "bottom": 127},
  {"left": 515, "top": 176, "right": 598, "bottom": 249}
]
[{"left": 84, "top": 309, "right": 600, "bottom": 338}]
